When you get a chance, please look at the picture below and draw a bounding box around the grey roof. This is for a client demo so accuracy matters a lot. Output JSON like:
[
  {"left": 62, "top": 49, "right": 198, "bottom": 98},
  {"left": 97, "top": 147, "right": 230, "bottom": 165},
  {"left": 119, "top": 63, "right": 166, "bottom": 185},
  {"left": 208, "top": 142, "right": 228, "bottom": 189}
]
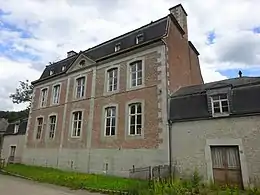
[
  {"left": 172, "top": 77, "right": 260, "bottom": 97},
  {"left": 34, "top": 17, "right": 168, "bottom": 84},
  {"left": 4, "top": 119, "right": 28, "bottom": 136},
  {"left": 170, "top": 77, "right": 260, "bottom": 121}
]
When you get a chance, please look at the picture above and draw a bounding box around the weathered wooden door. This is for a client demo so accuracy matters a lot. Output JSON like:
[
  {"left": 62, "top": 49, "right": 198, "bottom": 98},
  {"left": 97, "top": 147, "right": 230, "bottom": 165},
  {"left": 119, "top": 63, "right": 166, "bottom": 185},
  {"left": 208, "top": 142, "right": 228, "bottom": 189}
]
[{"left": 211, "top": 146, "right": 243, "bottom": 188}]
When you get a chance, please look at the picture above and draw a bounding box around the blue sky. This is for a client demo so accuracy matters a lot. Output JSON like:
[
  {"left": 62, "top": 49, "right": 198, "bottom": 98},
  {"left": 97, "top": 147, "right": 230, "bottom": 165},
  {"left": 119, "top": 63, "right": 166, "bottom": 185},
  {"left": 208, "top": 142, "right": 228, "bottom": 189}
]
[{"left": 0, "top": 0, "right": 260, "bottom": 111}]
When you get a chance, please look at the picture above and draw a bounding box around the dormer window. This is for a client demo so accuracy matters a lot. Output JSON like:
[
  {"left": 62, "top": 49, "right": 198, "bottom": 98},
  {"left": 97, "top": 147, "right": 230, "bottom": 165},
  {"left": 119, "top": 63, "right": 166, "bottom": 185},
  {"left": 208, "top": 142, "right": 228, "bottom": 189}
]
[
  {"left": 50, "top": 70, "right": 54, "bottom": 75},
  {"left": 115, "top": 43, "right": 121, "bottom": 52},
  {"left": 62, "top": 66, "right": 66, "bottom": 71},
  {"left": 211, "top": 94, "right": 229, "bottom": 116},
  {"left": 14, "top": 124, "right": 19, "bottom": 134},
  {"left": 136, "top": 34, "right": 144, "bottom": 44}
]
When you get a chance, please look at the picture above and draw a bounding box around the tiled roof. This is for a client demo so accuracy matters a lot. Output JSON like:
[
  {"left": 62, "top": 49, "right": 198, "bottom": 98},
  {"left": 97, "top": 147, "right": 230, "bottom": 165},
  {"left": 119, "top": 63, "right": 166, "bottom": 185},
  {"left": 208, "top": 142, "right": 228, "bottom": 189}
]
[{"left": 4, "top": 119, "right": 28, "bottom": 136}]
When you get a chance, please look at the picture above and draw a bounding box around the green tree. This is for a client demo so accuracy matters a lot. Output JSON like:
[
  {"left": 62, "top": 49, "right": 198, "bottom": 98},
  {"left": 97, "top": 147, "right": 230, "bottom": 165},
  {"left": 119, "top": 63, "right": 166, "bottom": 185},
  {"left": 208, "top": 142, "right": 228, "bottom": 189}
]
[{"left": 9, "top": 80, "right": 33, "bottom": 107}]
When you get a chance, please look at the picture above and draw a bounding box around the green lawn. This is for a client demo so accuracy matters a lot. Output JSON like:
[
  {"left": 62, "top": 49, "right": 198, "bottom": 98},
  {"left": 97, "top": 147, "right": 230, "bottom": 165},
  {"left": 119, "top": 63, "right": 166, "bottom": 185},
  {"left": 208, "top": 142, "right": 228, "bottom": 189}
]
[{"left": 3, "top": 164, "right": 148, "bottom": 192}]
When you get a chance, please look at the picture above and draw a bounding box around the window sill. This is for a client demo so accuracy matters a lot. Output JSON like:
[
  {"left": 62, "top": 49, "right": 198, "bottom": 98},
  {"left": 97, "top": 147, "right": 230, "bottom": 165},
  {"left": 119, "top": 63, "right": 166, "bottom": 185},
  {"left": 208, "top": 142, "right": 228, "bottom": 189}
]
[
  {"left": 103, "top": 90, "right": 120, "bottom": 96},
  {"left": 212, "top": 113, "right": 230, "bottom": 118},
  {"left": 126, "top": 84, "right": 145, "bottom": 92},
  {"left": 126, "top": 134, "right": 143, "bottom": 139}
]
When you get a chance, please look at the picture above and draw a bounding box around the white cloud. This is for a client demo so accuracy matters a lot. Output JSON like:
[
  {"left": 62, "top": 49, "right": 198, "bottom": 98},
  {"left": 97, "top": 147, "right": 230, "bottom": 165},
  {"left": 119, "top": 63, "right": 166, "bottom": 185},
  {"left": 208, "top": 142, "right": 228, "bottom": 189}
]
[{"left": 0, "top": 0, "right": 260, "bottom": 110}]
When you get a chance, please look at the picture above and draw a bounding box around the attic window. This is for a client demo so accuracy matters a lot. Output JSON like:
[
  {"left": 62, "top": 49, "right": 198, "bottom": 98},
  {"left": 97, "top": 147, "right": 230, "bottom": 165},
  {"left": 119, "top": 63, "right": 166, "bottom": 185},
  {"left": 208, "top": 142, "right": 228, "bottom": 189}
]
[
  {"left": 50, "top": 70, "right": 54, "bottom": 75},
  {"left": 62, "top": 66, "right": 66, "bottom": 71},
  {"left": 79, "top": 60, "right": 86, "bottom": 66},
  {"left": 136, "top": 34, "right": 144, "bottom": 44},
  {"left": 115, "top": 43, "right": 121, "bottom": 52},
  {"left": 211, "top": 94, "right": 229, "bottom": 116},
  {"left": 14, "top": 124, "right": 19, "bottom": 134}
]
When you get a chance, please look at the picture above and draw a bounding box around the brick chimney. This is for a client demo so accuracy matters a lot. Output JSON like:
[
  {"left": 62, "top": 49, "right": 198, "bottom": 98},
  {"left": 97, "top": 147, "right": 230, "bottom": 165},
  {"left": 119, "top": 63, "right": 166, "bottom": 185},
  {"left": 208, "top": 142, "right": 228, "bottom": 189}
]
[
  {"left": 67, "top": 50, "right": 77, "bottom": 58},
  {"left": 169, "top": 4, "right": 188, "bottom": 39}
]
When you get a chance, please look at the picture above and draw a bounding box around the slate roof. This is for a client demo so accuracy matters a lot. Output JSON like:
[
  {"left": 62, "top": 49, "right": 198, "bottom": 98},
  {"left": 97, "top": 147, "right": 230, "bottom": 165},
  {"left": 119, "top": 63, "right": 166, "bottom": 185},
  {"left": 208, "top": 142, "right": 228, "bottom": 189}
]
[
  {"left": 35, "top": 17, "right": 168, "bottom": 84},
  {"left": 170, "top": 77, "right": 260, "bottom": 121},
  {"left": 4, "top": 119, "right": 28, "bottom": 136}
]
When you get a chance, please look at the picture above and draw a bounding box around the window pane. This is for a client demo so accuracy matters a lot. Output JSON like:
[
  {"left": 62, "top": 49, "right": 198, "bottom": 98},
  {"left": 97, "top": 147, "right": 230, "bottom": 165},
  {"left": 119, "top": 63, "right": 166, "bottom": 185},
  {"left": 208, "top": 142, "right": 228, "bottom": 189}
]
[
  {"left": 107, "top": 108, "right": 111, "bottom": 117},
  {"left": 221, "top": 100, "right": 228, "bottom": 107},
  {"left": 222, "top": 106, "right": 229, "bottom": 112},
  {"left": 137, "top": 62, "right": 142, "bottom": 71},
  {"left": 78, "top": 112, "right": 82, "bottom": 120},
  {"left": 131, "top": 64, "right": 136, "bottom": 72},
  {"left": 213, "top": 102, "right": 220, "bottom": 108},
  {"left": 77, "top": 128, "right": 81, "bottom": 136},
  {"left": 130, "top": 115, "right": 135, "bottom": 125},
  {"left": 137, "top": 115, "right": 142, "bottom": 125},
  {"left": 137, "top": 125, "right": 142, "bottom": 135},
  {"left": 105, "top": 127, "right": 110, "bottom": 136},
  {"left": 77, "top": 121, "right": 81, "bottom": 129},
  {"left": 111, "top": 126, "right": 115, "bottom": 136},
  {"left": 214, "top": 107, "right": 221, "bottom": 113},
  {"left": 111, "top": 107, "right": 116, "bottom": 116},
  {"left": 131, "top": 72, "right": 136, "bottom": 80},
  {"left": 212, "top": 95, "right": 219, "bottom": 101},
  {"left": 137, "top": 104, "right": 142, "bottom": 113},
  {"left": 131, "top": 79, "right": 136, "bottom": 87},
  {"left": 130, "top": 105, "right": 136, "bottom": 114},
  {"left": 112, "top": 117, "right": 116, "bottom": 126},
  {"left": 137, "top": 78, "right": 142, "bottom": 85},
  {"left": 137, "top": 71, "right": 142, "bottom": 79},
  {"left": 130, "top": 125, "right": 135, "bottom": 135},
  {"left": 106, "top": 118, "right": 110, "bottom": 127}
]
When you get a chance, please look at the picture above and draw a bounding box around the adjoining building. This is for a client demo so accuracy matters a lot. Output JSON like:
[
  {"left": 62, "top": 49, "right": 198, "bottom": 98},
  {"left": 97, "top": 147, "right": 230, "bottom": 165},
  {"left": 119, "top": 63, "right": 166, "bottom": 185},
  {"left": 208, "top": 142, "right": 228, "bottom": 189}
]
[{"left": 169, "top": 76, "right": 260, "bottom": 188}]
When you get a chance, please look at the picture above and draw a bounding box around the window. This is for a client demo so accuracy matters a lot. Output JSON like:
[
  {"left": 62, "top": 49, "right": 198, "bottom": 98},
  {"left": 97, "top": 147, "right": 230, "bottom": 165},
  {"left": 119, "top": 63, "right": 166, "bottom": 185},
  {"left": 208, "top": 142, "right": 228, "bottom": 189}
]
[
  {"left": 115, "top": 43, "right": 121, "bottom": 52},
  {"left": 10, "top": 146, "right": 16, "bottom": 157},
  {"left": 40, "top": 88, "right": 48, "bottom": 107},
  {"left": 14, "top": 124, "right": 19, "bottom": 134},
  {"left": 36, "top": 117, "right": 43, "bottom": 139},
  {"left": 71, "top": 111, "right": 82, "bottom": 137},
  {"left": 211, "top": 94, "right": 229, "bottom": 115},
  {"left": 136, "top": 34, "right": 144, "bottom": 44},
  {"left": 107, "top": 68, "right": 118, "bottom": 92},
  {"left": 52, "top": 85, "right": 60, "bottom": 104},
  {"left": 130, "top": 61, "right": 143, "bottom": 87},
  {"left": 50, "top": 70, "right": 54, "bottom": 75},
  {"left": 62, "top": 66, "right": 66, "bottom": 71},
  {"left": 128, "top": 103, "right": 142, "bottom": 135},
  {"left": 79, "top": 60, "right": 86, "bottom": 66},
  {"left": 75, "top": 77, "right": 85, "bottom": 98},
  {"left": 104, "top": 107, "right": 116, "bottom": 136},
  {"left": 48, "top": 115, "right": 57, "bottom": 139}
]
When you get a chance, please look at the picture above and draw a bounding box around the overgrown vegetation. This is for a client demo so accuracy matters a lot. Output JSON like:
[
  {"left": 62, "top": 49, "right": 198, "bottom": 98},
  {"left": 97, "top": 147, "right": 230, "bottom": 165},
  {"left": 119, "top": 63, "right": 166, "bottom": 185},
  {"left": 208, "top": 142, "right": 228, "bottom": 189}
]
[{"left": 3, "top": 164, "right": 260, "bottom": 194}]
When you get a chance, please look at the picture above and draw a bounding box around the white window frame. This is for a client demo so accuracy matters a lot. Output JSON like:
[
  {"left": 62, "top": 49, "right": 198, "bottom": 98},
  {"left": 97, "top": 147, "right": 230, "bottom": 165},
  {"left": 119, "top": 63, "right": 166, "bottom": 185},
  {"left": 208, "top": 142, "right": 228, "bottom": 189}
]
[
  {"left": 71, "top": 111, "right": 83, "bottom": 138},
  {"left": 36, "top": 117, "right": 44, "bottom": 140},
  {"left": 75, "top": 77, "right": 86, "bottom": 99},
  {"left": 211, "top": 94, "right": 229, "bottom": 116},
  {"left": 129, "top": 60, "right": 143, "bottom": 88},
  {"left": 50, "top": 70, "right": 54, "bottom": 75},
  {"left": 136, "top": 33, "right": 144, "bottom": 44},
  {"left": 107, "top": 68, "right": 118, "bottom": 92},
  {"left": 128, "top": 103, "right": 142, "bottom": 136},
  {"left": 115, "top": 43, "right": 121, "bottom": 52},
  {"left": 48, "top": 115, "right": 57, "bottom": 139},
  {"left": 14, "top": 124, "right": 19, "bottom": 134},
  {"left": 52, "top": 84, "right": 61, "bottom": 105},
  {"left": 104, "top": 106, "right": 116, "bottom": 136},
  {"left": 40, "top": 88, "right": 48, "bottom": 107}
]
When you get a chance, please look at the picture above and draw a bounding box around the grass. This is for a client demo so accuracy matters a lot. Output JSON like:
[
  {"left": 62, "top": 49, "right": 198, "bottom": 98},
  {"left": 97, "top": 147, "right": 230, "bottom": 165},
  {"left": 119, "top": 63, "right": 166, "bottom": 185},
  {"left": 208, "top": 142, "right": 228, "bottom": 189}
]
[
  {"left": 3, "top": 164, "right": 148, "bottom": 192},
  {"left": 3, "top": 164, "right": 260, "bottom": 194}
]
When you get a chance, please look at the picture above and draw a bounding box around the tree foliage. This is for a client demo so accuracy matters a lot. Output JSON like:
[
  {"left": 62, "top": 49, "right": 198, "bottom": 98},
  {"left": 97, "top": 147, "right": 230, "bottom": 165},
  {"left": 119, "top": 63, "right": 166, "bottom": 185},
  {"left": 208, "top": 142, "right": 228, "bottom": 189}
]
[
  {"left": 9, "top": 80, "right": 33, "bottom": 105},
  {"left": 0, "top": 110, "right": 29, "bottom": 123}
]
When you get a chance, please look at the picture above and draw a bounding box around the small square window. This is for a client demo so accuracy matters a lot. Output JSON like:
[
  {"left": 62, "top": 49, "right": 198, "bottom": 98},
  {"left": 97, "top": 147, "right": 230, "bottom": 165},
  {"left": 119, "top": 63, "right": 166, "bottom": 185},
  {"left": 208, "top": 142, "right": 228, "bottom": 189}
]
[
  {"left": 115, "top": 43, "right": 121, "bottom": 52},
  {"left": 211, "top": 94, "right": 229, "bottom": 116},
  {"left": 136, "top": 34, "right": 144, "bottom": 44}
]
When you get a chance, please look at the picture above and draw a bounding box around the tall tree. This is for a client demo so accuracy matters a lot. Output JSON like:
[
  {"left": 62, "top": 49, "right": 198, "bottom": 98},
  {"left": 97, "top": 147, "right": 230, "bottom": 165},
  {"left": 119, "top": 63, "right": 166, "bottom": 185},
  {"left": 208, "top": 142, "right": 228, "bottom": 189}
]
[{"left": 9, "top": 80, "right": 33, "bottom": 109}]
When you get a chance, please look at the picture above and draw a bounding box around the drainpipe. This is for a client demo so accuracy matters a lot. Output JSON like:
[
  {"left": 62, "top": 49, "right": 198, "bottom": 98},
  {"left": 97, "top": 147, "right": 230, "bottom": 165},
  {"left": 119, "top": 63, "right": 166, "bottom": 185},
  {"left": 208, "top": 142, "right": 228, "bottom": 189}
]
[{"left": 168, "top": 119, "right": 173, "bottom": 175}]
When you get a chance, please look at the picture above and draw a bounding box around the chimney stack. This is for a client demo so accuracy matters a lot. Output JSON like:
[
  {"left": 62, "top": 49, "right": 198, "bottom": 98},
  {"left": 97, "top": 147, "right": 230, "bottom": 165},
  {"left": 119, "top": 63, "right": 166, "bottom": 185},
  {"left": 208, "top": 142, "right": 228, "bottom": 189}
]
[
  {"left": 169, "top": 4, "right": 188, "bottom": 39},
  {"left": 67, "top": 50, "right": 77, "bottom": 58}
]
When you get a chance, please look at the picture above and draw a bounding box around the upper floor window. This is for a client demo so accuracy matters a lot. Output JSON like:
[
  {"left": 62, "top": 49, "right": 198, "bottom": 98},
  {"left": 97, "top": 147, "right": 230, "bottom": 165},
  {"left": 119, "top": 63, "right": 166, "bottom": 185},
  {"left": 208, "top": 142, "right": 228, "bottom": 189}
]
[
  {"left": 71, "top": 111, "right": 82, "bottom": 137},
  {"left": 128, "top": 103, "right": 142, "bottom": 135},
  {"left": 52, "top": 84, "right": 60, "bottom": 104},
  {"left": 136, "top": 34, "right": 144, "bottom": 44},
  {"left": 48, "top": 115, "right": 57, "bottom": 139},
  {"left": 115, "top": 43, "right": 121, "bottom": 52},
  {"left": 14, "top": 124, "right": 19, "bottom": 134},
  {"left": 104, "top": 107, "right": 116, "bottom": 136},
  {"left": 211, "top": 94, "right": 229, "bottom": 115},
  {"left": 50, "top": 70, "right": 54, "bottom": 75},
  {"left": 75, "top": 77, "right": 85, "bottom": 98},
  {"left": 40, "top": 88, "right": 48, "bottom": 107},
  {"left": 130, "top": 61, "right": 143, "bottom": 87},
  {"left": 36, "top": 117, "right": 43, "bottom": 140},
  {"left": 107, "top": 68, "right": 118, "bottom": 92},
  {"left": 62, "top": 66, "right": 66, "bottom": 71}
]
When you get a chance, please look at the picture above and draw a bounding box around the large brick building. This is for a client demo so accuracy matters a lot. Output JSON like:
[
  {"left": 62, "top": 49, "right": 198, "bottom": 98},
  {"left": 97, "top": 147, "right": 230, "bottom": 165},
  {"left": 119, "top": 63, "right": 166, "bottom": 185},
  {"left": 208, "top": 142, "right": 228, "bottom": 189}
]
[{"left": 23, "top": 4, "right": 203, "bottom": 176}]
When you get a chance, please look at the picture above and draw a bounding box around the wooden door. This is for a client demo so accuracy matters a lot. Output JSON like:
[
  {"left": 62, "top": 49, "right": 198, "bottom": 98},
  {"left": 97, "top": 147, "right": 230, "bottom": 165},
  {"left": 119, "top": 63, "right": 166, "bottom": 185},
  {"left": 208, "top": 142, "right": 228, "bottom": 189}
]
[
  {"left": 211, "top": 146, "right": 243, "bottom": 188},
  {"left": 9, "top": 146, "right": 16, "bottom": 163}
]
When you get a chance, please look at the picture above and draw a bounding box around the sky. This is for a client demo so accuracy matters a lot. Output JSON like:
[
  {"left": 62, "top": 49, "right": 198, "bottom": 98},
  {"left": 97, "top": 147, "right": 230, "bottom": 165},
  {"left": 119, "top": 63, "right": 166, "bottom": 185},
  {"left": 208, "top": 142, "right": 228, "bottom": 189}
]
[{"left": 0, "top": 0, "right": 260, "bottom": 111}]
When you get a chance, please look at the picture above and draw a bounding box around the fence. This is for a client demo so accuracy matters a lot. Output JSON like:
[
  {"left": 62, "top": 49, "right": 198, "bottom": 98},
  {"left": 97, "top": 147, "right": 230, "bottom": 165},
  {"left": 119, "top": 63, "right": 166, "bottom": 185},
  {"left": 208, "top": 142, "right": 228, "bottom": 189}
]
[{"left": 129, "top": 164, "right": 176, "bottom": 180}]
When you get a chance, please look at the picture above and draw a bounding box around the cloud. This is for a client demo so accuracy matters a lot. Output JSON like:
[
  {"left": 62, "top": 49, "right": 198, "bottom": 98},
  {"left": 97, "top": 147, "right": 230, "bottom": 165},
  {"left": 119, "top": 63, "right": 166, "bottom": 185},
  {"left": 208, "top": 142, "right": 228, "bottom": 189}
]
[{"left": 0, "top": 0, "right": 260, "bottom": 110}]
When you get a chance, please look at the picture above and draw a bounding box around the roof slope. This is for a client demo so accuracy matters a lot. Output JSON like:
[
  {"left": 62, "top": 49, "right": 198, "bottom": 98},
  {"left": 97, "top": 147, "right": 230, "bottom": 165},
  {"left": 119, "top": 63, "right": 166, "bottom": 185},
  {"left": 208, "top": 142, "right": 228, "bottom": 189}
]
[
  {"left": 37, "top": 17, "right": 168, "bottom": 83},
  {"left": 4, "top": 119, "right": 28, "bottom": 136}
]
